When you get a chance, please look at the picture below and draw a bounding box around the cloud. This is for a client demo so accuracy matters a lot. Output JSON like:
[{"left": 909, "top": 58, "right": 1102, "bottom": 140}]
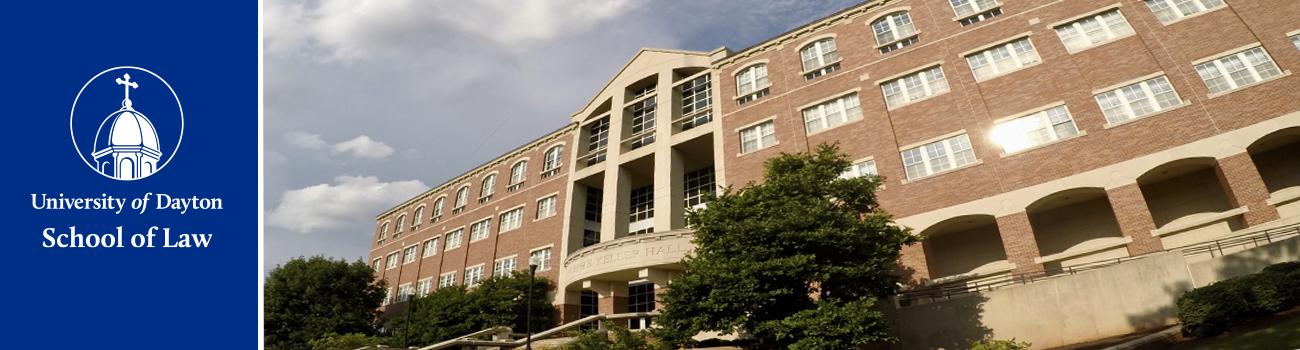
[
  {"left": 285, "top": 131, "right": 328, "bottom": 149},
  {"left": 332, "top": 135, "right": 395, "bottom": 158},
  {"left": 269, "top": 175, "right": 429, "bottom": 234}
]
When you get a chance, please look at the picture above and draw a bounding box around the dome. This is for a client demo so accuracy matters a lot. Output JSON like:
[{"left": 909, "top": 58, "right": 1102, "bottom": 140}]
[{"left": 96, "top": 108, "right": 161, "bottom": 152}]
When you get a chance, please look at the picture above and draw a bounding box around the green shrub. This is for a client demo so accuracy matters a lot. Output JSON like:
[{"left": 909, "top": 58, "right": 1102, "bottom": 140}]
[
  {"left": 1261, "top": 261, "right": 1300, "bottom": 275},
  {"left": 566, "top": 321, "right": 658, "bottom": 350},
  {"left": 1177, "top": 279, "right": 1257, "bottom": 337},
  {"left": 969, "top": 338, "right": 1031, "bottom": 350},
  {"left": 308, "top": 333, "right": 389, "bottom": 350},
  {"left": 1240, "top": 272, "right": 1297, "bottom": 313}
]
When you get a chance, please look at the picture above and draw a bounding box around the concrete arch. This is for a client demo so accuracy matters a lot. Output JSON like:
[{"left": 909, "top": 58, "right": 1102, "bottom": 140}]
[
  {"left": 919, "top": 214, "right": 1011, "bottom": 282},
  {"left": 1248, "top": 126, "right": 1300, "bottom": 217}
]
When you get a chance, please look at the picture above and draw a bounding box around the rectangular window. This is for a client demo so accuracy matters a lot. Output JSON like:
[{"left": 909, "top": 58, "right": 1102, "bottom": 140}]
[
  {"left": 584, "top": 188, "right": 602, "bottom": 248},
  {"left": 385, "top": 252, "right": 399, "bottom": 269},
  {"left": 739, "top": 121, "right": 777, "bottom": 154},
  {"left": 469, "top": 218, "right": 492, "bottom": 241},
  {"left": 530, "top": 248, "right": 552, "bottom": 272},
  {"left": 585, "top": 117, "right": 609, "bottom": 166},
  {"left": 494, "top": 256, "right": 517, "bottom": 277},
  {"left": 464, "top": 265, "right": 485, "bottom": 287},
  {"left": 383, "top": 287, "right": 394, "bottom": 305},
  {"left": 628, "top": 283, "right": 656, "bottom": 329},
  {"left": 801, "top": 93, "right": 862, "bottom": 134},
  {"left": 1143, "top": 0, "right": 1224, "bottom": 24},
  {"left": 952, "top": 0, "right": 1002, "bottom": 25},
  {"left": 1194, "top": 46, "right": 1283, "bottom": 95},
  {"left": 992, "top": 105, "right": 1080, "bottom": 154},
  {"left": 1094, "top": 75, "right": 1182, "bottom": 124},
  {"left": 967, "top": 37, "right": 1041, "bottom": 81},
  {"left": 684, "top": 167, "right": 716, "bottom": 209},
  {"left": 397, "top": 283, "right": 414, "bottom": 302},
  {"left": 417, "top": 278, "right": 432, "bottom": 296},
  {"left": 629, "top": 186, "right": 655, "bottom": 235},
  {"left": 422, "top": 238, "right": 438, "bottom": 257},
  {"left": 402, "top": 245, "right": 418, "bottom": 264},
  {"left": 841, "top": 159, "right": 878, "bottom": 179},
  {"left": 901, "top": 133, "right": 977, "bottom": 180},
  {"left": 444, "top": 229, "right": 464, "bottom": 250},
  {"left": 438, "top": 272, "right": 456, "bottom": 288},
  {"left": 536, "top": 195, "right": 557, "bottom": 220},
  {"left": 1054, "top": 9, "right": 1135, "bottom": 53},
  {"left": 679, "top": 74, "right": 713, "bottom": 130},
  {"left": 371, "top": 258, "right": 382, "bottom": 272},
  {"left": 882, "top": 66, "right": 949, "bottom": 109},
  {"left": 500, "top": 208, "right": 523, "bottom": 233},
  {"left": 628, "top": 97, "right": 657, "bottom": 149}
]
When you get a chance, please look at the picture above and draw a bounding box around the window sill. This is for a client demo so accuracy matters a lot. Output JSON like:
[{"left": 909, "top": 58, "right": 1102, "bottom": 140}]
[
  {"left": 900, "top": 159, "right": 983, "bottom": 185},
  {"left": 999, "top": 131, "right": 1088, "bottom": 158},
  {"left": 1206, "top": 71, "right": 1292, "bottom": 100},
  {"left": 1156, "top": 5, "right": 1228, "bottom": 26},
  {"left": 734, "top": 87, "right": 771, "bottom": 105},
  {"left": 1102, "top": 101, "right": 1192, "bottom": 130},
  {"left": 886, "top": 90, "right": 951, "bottom": 111},
  {"left": 737, "top": 141, "right": 780, "bottom": 157}
]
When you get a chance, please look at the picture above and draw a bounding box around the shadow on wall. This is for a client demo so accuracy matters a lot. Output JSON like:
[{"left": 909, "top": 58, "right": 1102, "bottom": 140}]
[
  {"left": 891, "top": 294, "right": 992, "bottom": 350},
  {"left": 1123, "top": 281, "right": 1193, "bottom": 332}
]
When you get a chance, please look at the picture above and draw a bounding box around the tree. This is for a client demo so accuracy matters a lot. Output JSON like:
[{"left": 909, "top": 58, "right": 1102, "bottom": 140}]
[
  {"left": 566, "top": 321, "right": 659, "bottom": 350},
  {"left": 654, "top": 144, "right": 919, "bottom": 350},
  {"left": 387, "top": 271, "right": 555, "bottom": 346},
  {"left": 265, "top": 256, "right": 387, "bottom": 350}
]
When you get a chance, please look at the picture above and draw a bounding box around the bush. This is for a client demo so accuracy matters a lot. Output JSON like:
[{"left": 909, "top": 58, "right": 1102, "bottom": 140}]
[
  {"left": 308, "top": 333, "right": 389, "bottom": 350},
  {"left": 1261, "top": 261, "right": 1300, "bottom": 275},
  {"left": 969, "top": 338, "right": 1031, "bottom": 350},
  {"left": 1177, "top": 260, "right": 1300, "bottom": 338},
  {"left": 566, "top": 321, "right": 658, "bottom": 350}
]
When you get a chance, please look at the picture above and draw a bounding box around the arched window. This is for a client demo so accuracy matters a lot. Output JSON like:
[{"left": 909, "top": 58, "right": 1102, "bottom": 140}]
[
  {"left": 412, "top": 206, "right": 425, "bottom": 228},
  {"left": 542, "top": 145, "right": 564, "bottom": 178},
  {"left": 872, "top": 12, "right": 917, "bottom": 52},
  {"left": 454, "top": 186, "right": 470, "bottom": 212},
  {"left": 799, "top": 38, "right": 839, "bottom": 72},
  {"left": 378, "top": 222, "right": 389, "bottom": 242},
  {"left": 431, "top": 197, "right": 445, "bottom": 222},
  {"left": 736, "top": 64, "right": 769, "bottom": 97},
  {"left": 394, "top": 214, "right": 406, "bottom": 234},
  {"left": 510, "top": 160, "right": 528, "bottom": 187},
  {"left": 480, "top": 174, "right": 497, "bottom": 201}
]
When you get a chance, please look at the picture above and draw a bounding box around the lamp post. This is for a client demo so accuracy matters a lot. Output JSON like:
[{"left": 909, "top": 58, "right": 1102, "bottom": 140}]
[{"left": 526, "top": 263, "right": 538, "bottom": 350}]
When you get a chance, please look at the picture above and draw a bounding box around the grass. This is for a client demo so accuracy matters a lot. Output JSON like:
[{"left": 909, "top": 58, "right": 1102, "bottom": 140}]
[{"left": 1189, "top": 312, "right": 1300, "bottom": 350}]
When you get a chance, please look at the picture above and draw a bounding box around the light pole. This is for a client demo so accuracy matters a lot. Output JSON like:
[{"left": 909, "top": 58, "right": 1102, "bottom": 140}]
[{"left": 526, "top": 263, "right": 538, "bottom": 350}]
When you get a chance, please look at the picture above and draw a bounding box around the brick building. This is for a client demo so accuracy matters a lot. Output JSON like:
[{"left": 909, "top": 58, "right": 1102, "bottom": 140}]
[{"left": 370, "top": 0, "right": 1300, "bottom": 329}]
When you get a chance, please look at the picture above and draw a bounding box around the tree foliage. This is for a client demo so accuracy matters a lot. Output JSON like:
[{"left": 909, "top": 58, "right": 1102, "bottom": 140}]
[
  {"left": 307, "top": 333, "right": 390, "bottom": 350},
  {"left": 265, "top": 256, "right": 387, "bottom": 350},
  {"left": 654, "top": 144, "right": 919, "bottom": 349},
  {"left": 387, "top": 271, "right": 556, "bottom": 346},
  {"left": 566, "top": 321, "right": 659, "bottom": 350}
]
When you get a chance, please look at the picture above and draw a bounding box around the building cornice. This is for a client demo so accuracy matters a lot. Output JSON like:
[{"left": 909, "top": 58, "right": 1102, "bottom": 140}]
[{"left": 712, "top": 0, "right": 890, "bottom": 68}]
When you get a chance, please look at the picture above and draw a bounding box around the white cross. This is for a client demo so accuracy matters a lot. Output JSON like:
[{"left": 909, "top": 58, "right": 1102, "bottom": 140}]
[{"left": 115, "top": 73, "right": 138, "bottom": 106}]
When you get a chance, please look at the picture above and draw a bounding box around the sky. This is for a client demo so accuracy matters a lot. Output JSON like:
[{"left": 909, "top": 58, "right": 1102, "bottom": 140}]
[{"left": 263, "top": 0, "right": 864, "bottom": 273}]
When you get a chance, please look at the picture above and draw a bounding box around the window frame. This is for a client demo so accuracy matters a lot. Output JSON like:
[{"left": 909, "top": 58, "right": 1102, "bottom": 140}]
[
  {"left": 880, "top": 65, "right": 950, "bottom": 109},
  {"left": 871, "top": 11, "right": 919, "bottom": 51},
  {"left": 438, "top": 271, "right": 457, "bottom": 288},
  {"left": 421, "top": 238, "right": 439, "bottom": 257},
  {"left": 494, "top": 255, "right": 518, "bottom": 277},
  {"left": 402, "top": 245, "right": 418, "bottom": 264},
  {"left": 841, "top": 158, "right": 879, "bottom": 179},
  {"left": 991, "top": 104, "right": 1082, "bottom": 155},
  {"left": 1193, "top": 45, "right": 1286, "bottom": 97},
  {"left": 469, "top": 217, "right": 493, "bottom": 242},
  {"left": 900, "top": 132, "right": 979, "bottom": 181},
  {"left": 444, "top": 228, "right": 465, "bottom": 251},
  {"left": 1053, "top": 7, "right": 1136, "bottom": 54},
  {"left": 964, "top": 36, "right": 1042, "bottom": 82},
  {"left": 536, "top": 194, "right": 558, "bottom": 220},
  {"left": 799, "top": 37, "right": 841, "bottom": 74},
  {"left": 499, "top": 206, "right": 524, "bottom": 233},
  {"left": 738, "top": 120, "right": 777, "bottom": 154},
  {"left": 1092, "top": 74, "right": 1184, "bottom": 126},
  {"left": 800, "top": 92, "right": 863, "bottom": 135},
  {"left": 464, "top": 264, "right": 486, "bottom": 287},
  {"left": 1143, "top": 0, "right": 1225, "bottom": 24},
  {"left": 529, "top": 246, "right": 553, "bottom": 272}
]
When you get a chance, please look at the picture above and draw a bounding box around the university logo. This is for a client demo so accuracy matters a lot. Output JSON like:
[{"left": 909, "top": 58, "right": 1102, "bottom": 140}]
[{"left": 70, "top": 67, "right": 184, "bottom": 181}]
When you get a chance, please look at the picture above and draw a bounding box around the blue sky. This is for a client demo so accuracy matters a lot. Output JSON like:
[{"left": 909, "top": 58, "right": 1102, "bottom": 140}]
[{"left": 263, "top": 0, "right": 864, "bottom": 273}]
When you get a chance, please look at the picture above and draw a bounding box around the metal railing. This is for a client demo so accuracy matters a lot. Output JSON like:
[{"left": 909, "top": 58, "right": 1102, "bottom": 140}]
[
  {"left": 404, "top": 312, "right": 660, "bottom": 350},
  {"left": 895, "top": 222, "right": 1300, "bottom": 307}
]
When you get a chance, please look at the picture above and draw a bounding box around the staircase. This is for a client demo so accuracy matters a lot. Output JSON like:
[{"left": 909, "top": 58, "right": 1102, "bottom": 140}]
[{"left": 362, "top": 312, "right": 660, "bottom": 350}]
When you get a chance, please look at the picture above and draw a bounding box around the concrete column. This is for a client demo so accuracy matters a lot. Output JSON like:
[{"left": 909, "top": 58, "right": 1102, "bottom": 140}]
[
  {"left": 1106, "top": 184, "right": 1164, "bottom": 255},
  {"left": 601, "top": 167, "right": 631, "bottom": 241},
  {"left": 653, "top": 148, "right": 686, "bottom": 232},
  {"left": 566, "top": 185, "right": 590, "bottom": 252},
  {"left": 994, "top": 212, "right": 1045, "bottom": 275},
  {"left": 1215, "top": 153, "right": 1280, "bottom": 227},
  {"left": 584, "top": 280, "right": 628, "bottom": 315},
  {"left": 898, "top": 241, "right": 930, "bottom": 285}
]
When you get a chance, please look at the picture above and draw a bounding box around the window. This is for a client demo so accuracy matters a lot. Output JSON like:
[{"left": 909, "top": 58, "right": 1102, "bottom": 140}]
[
  {"left": 417, "top": 278, "right": 432, "bottom": 296},
  {"left": 802, "top": 93, "right": 862, "bottom": 134},
  {"left": 377, "top": 222, "right": 389, "bottom": 243},
  {"left": 951, "top": 0, "right": 1002, "bottom": 26},
  {"left": 494, "top": 256, "right": 517, "bottom": 277},
  {"left": 479, "top": 174, "right": 496, "bottom": 203},
  {"left": 1194, "top": 46, "right": 1283, "bottom": 95},
  {"left": 383, "top": 287, "right": 394, "bottom": 305},
  {"left": 542, "top": 145, "right": 564, "bottom": 178},
  {"left": 371, "top": 258, "right": 382, "bottom": 272},
  {"left": 580, "top": 290, "right": 599, "bottom": 319},
  {"left": 872, "top": 12, "right": 918, "bottom": 53},
  {"left": 500, "top": 208, "right": 523, "bottom": 233},
  {"left": 1292, "top": 35, "right": 1300, "bottom": 51},
  {"left": 679, "top": 74, "right": 713, "bottom": 130},
  {"left": 536, "top": 195, "right": 558, "bottom": 219},
  {"left": 421, "top": 238, "right": 438, "bottom": 257},
  {"left": 967, "top": 37, "right": 1041, "bottom": 81},
  {"left": 628, "top": 283, "right": 656, "bottom": 329},
  {"left": 1094, "top": 75, "right": 1182, "bottom": 124},
  {"left": 628, "top": 97, "right": 657, "bottom": 149},
  {"left": 412, "top": 206, "right": 424, "bottom": 229},
  {"left": 841, "top": 159, "right": 878, "bottom": 179},
  {"left": 385, "top": 252, "right": 399, "bottom": 269},
  {"left": 684, "top": 167, "right": 715, "bottom": 209},
  {"left": 431, "top": 197, "right": 445, "bottom": 223},
  {"left": 901, "top": 133, "right": 977, "bottom": 180},
  {"left": 438, "top": 272, "right": 457, "bottom": 288},
  {"left": 530, "top": 248, "right": 552, "bottom": 271},
  {"left": 402, "top": 245, "right": 418, "bottom": 264},
  {"left": 453, "top": 186, "right": 470, "bottom": 214},
  {"left": 993, "top": 105, "right": 1080, "bottom": 154},
  {"left": 1144, "top": 0, "right": 1224, "bottom": 24},
  {"left": 1055, "top": 9, "right": 1134, "bottom": 53},
  {"left": 397, "top": 283, "right": 414, "bottom": 302},
  {"left": 464, "top": 265, "right": 485, "bottom": 287},
  {"left": 470, "top": 218, "right": 492, "bottom": 241},
  {"left": 739, "top": 121, "right": 777, "bottom": 154},
  {"left": 585, "top": 117, "right": 610, "bottom": 166},
  {"left": 508, "top": 160, "right": 528, "bottom": 191},
  {"left": 736, "top": 64, "right": 770, "bottom": 104},
  {"left": 583, "top": 188, "right": 603, "bottom": 248},
  {"left": 444, "top": 229, "right": 464, "bottom": 250},
  {"left": 800, "top": 38, "right": 840, "bottom": 79},
  {"left": 882, "top": 66, "right": 949, "bottom": 109},
  {"left": 393, "top": 214, "right": 406, "bottom": 236},
  {"left": 629, "top": 186, "right": 655, "bottom": 235}
]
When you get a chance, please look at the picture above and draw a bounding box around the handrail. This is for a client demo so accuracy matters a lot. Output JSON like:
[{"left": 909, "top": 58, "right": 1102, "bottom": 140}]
[
  {"left": 409, "top": 312, "right": 661, "bottom": 350},
  {"left": 895, "top": 222, "right": 1300, "bottom": 307}
]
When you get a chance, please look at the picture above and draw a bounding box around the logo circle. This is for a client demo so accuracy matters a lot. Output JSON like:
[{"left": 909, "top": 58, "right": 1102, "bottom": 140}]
[{"left": 70, "top": 66, "right": 184, "bottom": 181}]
